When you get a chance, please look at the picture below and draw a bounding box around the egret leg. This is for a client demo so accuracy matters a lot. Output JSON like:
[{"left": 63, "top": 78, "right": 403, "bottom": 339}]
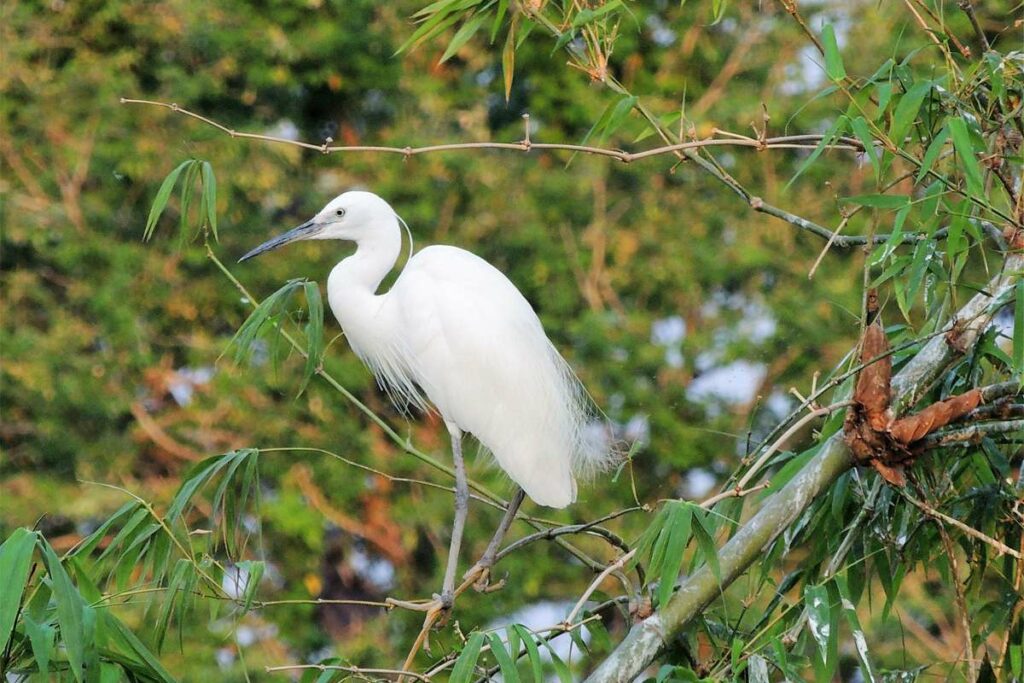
[
  {"left": 464, "top": 487, "right": 525, "bottom": 590},
  {"left": 439, "top": 426, "right": 469, "bottom": 608}
]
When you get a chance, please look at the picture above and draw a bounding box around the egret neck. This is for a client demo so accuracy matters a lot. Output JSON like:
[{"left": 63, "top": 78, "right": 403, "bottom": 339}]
[{"left": 325, "top": 212, "right": 403, "bottom": 370}]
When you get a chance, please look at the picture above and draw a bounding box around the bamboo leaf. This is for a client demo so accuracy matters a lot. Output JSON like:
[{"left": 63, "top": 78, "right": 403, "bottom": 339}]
[
  {"left": 691, "top": 508, "right": 721, "bottom": 584},
  {"left": 450, "top": 632, "right": 485, "bottom": 683},
  {"left": 822, "top": 24, "right": 846, "bottom": 81},
  {"left": 502, "top": 20, "right": 516, "bottom": 101},
  {"left": 0, "top": 528, "right": 37, "bottom": 655},
  {"left": 201, "top": 161, "right": 218, "bottom": 242},
  {"left": 104, "top": 612, "right": 176, "bottom": 683},
  {"left": 178, "top": 160, "right": 200, "bottom": 241},
  {"left": 144, "top": 160, "right": 191, "bottom": 241},
  {"left": 888, "top": 81, "right": 931, "bottom": 149},
  {"left": 487, "top": 633, "right": 521, "bottom": 683},
  {"left": 915, "top": 125, "right": 950, "bottom": 184},
  {"left": 512, "top": 624, "right": 543, "bottom": 683},
  {"left": 850, "top": 116, "right": 880, "bottom": 180},
  {"left": 786, "top": 115, "right": 848, "bottom": 190},
  {"left": 843, "top": 193, "right": 909, "bottom": 209},
  {"left": 22, "top": 614, "right": 54, "bottom": 677},
  {"left": 948, "top": 118, "right": 985, "bottom": 198},
  {"left": 440, "top": 12, "right": 487, "bottom": 62},
  {"left": 657, "top": 503, "right": 691, "bottom": 607},
  {"left": 299, "top": 281, "right": 324, "bottom": 396},
  {"left": 41, "top": 541, "right": 89, "bottom": 682}
]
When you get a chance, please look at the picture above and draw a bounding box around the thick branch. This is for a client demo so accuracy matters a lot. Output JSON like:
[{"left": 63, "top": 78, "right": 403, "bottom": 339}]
[{"left": 584, "top": 252, "right": 1024, "bottom": 682}]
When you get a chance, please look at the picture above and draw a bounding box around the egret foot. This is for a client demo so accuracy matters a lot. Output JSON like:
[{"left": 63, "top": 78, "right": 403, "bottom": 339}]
[{"left": 462, "top": 561, "right": 506, "bottom": 593}]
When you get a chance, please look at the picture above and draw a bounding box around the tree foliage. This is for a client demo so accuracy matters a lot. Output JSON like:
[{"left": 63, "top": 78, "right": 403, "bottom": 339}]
[{"left": 2, "top": 0, "right": 1022, "bottom": 680}]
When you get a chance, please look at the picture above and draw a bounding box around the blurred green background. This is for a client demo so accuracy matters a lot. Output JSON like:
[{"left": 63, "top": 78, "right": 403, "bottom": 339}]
[{"left": 2, "top": 0, "right": 1016, "bottom": 677}]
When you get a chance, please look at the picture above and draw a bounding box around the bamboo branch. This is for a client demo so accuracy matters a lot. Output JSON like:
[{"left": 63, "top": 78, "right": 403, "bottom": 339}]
[
  {"left": 122, "top": 98, "right": 936, "bottom": 248},
  {"left": 583, "top": 251, "right": 1024, "bottom": 682}
]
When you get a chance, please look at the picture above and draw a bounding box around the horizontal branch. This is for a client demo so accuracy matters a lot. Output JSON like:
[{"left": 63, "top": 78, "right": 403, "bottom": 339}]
[
  {"left": 122, "top": 98, "right": 947, "bottom": 249},
  {"left": 121, "top": 97, "right": 863, "bottom": 161}
]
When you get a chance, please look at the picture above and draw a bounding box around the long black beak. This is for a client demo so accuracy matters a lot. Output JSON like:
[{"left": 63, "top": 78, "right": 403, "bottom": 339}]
[{"left": 238, "top": 219, "right": 320, "bottom": 262}]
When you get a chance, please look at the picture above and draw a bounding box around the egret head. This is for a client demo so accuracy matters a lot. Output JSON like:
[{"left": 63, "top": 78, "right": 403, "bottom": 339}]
[{"left": 239, "top": 191, "right": 397, "bottom": 262}]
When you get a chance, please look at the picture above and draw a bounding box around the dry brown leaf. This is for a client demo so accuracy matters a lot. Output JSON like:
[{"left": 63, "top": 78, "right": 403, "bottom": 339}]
[
  {"left": 889, "top": 389, "right": 983, "bottom": 444},
  {"left": 854, "top": 322, "right": 892, "bottom": 432}
]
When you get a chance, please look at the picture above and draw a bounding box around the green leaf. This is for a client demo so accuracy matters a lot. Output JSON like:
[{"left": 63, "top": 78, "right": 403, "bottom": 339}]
[
  {"left": 571, "top": 1, "right": 623, "bottom": 28},
  {"left": 657, "top": 503, "right": 692, "bottom": 606},
  {"left": 872, "top": 204, "right": 912, "bottom": 266},
  {"left": 915, "top": 125, "right": 950, "bottom": 184},
  {"left": 837, "top": 576, "right": 876, "bottom": 682},
  {"left": 299, "top": 281, "right": 324, "bottom": 396},
  {"left": 450, "top": 632, "right": 485, "bottom": 683},
  {"left": 440, "top": 12, "right": 487, "bottom": 62},
  {"left": 850, "top": 116, "right": 880, "bottom": 180},
  {"left": 691, "top": 508, "right": 721, "bottom": 584},
  {"left": 805, "top": 584, "right": 836, "bottom": 677},
  {"left": 144, "top": 160, "right": 191, "bottom": 241},
  {"left": 22, "top": 614, "right": 55, "bottom": 677},
  {"left": 579, "top": 95, "right": 637, "bottom": 148},
  {"left": 512, "top": 624, "right": 543, "bottom": 683},
  {"left": 842, "top": 193, "right": 909, "bottom": 209},
  {"left": 103, "top": 612, "right": 176, "bottom": 683},
  {"left": 201, "top": 161, "right": 218, "bottom": 242},
  {"left": 41, "top": 541, "right": 90, "bottom": 682},
  {"left": 397, "top": 0, "right": 468, "bottom": 54},
  {"left": 0, "top": 528, "right": 37, "bottom": 655},
  {"left": 178, "top": 160, "right": 201, "bottom": 240},
  {"left": 888, "top": 81, "right": 931, "bottom": 149},
  {"left": 822, "top": 24, "right": 846, "bottom": 81},
  {"left": 487, "top": 633, "right": 521, "bottom": 683},
  {"left": 489, "top": 0, "right": 508, "bottom": 42},
  {"left": 786, "top": 115, "right": 848, "bottom": 190},
  {"left": 948, "top": 118, "right": 985, "bottom": 198}
]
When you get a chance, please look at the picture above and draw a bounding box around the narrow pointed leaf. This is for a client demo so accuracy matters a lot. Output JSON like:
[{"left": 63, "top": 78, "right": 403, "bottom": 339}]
[
  {"left": 948, "top": 118, "right": 985, "bottom": 198},
  {"left": 822, "top": 24, "right": 846, "bottom": 81},
  {"left": 450, "top": 632, "right": 485, "bottom": 683},
  {"left": 0, "top": 528, "right": 37, "bottom": 655},
  {"left": 144, "top": 160, "right": 191, "bottom": 241},
  {"left": 201, "top": 161, "right": 218, "bottom": 241}
]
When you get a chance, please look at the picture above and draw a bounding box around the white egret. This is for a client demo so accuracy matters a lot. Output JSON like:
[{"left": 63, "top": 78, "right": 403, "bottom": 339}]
[{"left": 240, "top": 191, "right": 611, "bottom": 612}]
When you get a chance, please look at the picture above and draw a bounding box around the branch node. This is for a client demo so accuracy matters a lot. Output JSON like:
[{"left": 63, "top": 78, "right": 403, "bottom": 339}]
[{"left": 750, "top": 196, "right": 764, "bottom": 210}]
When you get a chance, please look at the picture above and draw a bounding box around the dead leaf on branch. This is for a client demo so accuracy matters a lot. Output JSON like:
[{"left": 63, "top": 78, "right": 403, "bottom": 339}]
[
  {"left": 843, "top": 291, "right": 989, "bottom": 486},
  {"left": 888, "top": 389, "right": 983, "bottom": 443}
]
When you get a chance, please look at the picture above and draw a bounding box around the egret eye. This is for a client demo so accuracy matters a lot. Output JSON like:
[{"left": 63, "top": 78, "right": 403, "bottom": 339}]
[{"left": 335, "top": 209, "right": 346, "bottom": 217}]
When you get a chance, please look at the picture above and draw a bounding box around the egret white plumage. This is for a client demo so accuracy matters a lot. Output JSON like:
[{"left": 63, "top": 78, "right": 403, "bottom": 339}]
[{"left": 240, "top": 190, "right": 611, "bottom": 610}]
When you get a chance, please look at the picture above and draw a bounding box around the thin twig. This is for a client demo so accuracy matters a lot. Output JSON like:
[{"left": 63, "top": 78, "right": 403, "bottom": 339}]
[
  {"left": 121, "top": 97, "right": 860, "bottom": 160},
  {"left": 265, "top": 664, "right": 431, "bottom": 681},
  {"left": 698, "top": 481, "right": 773, "bottom": 510},
  {"left": 958, "top": 0, "right": 990, "bottom": 52},
  {"left": 735, "top": 402, "right": 851, "bottom": 491},
  {"left": 564, "top": 549, "right": 636, "bottom": 626},
  {"left": 903, "top": 494, "right": 1024, "bottom": 560}
]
